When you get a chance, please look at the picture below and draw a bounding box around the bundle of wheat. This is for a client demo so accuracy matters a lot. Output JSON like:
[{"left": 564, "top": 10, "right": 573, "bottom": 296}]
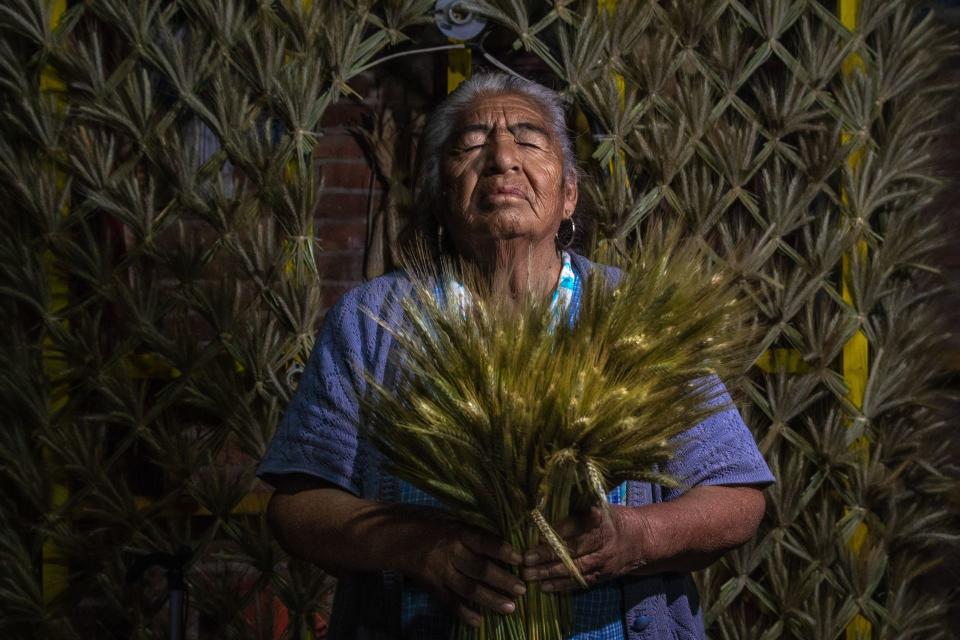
[{"left": 361, "top": 235, "right": 750, "bottom": 639}]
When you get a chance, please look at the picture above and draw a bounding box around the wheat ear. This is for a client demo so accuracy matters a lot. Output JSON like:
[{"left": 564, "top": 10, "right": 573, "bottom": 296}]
[{"left": 530, "top": 508, "right": 587, "bottom": 588}]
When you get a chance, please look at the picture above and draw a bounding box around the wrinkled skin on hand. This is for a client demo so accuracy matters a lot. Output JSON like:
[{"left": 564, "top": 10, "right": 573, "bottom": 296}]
[
  {"left": 520, "top": 506, "right": 645, "bottom": 592},
  {"left": 409, "top": 521, "right": 526, "bottom": 627},
  {"left": 519, "top": 486, "right": 768, "bottom": 592}
]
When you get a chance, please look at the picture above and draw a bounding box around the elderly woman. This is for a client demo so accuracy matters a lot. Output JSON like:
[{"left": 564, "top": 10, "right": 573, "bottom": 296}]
[{"left": 258, "top": 72, "right": 774, "bottom": 639}]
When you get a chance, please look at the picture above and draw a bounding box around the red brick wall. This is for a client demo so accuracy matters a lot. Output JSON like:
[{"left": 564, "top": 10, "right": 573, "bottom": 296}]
[
  {"left": 315, "top": 123, "right": 378, "bottom": 309},
  {"left": 314, "top": 59, "right": 439, "bottom": 313}
]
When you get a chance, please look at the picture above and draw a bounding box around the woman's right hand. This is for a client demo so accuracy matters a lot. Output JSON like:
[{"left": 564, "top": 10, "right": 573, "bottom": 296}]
[
  {"left": 405, "top": 521, "right": 526, "bottom": 627},
  {"left": 266, "top": 480, "right": 525, "bottom": 627}
]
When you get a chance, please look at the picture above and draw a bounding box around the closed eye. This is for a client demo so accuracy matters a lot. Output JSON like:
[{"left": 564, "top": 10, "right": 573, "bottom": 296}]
[
  {"left": 512, "top": 123, "right": 550, "bottom": 149},
  {"left": 459, "top": 140, "right": 541, "bottom": 151}
]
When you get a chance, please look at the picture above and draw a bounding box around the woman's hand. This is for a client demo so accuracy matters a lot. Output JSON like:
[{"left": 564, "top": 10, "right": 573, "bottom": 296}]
[
  {"left": 519, "top": 486, "right": 767, "bottom": 592},
  {"left": 406, "top": 522, "right": 526, "bottom": 627},
  {"left": 520, "top": 506, "right": 645, "bottom": 592},
  {"left": 267, "top": 479, "right": 526, "bottom": 628}
]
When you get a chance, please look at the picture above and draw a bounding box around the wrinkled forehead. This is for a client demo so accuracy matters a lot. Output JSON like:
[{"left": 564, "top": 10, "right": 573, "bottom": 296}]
[{"left": 452, "top": 91, "right": 554, "bottom": 136}]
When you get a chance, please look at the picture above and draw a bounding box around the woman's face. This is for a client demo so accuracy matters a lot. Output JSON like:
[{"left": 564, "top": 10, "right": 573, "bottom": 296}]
[{"left": 439, "top": 92, "right": 577, "bottom": 255}]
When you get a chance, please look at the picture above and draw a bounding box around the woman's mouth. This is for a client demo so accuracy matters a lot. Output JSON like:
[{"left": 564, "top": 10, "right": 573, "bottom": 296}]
[{"left": 484, "top": 187, "right": 526, "bottom": 202}]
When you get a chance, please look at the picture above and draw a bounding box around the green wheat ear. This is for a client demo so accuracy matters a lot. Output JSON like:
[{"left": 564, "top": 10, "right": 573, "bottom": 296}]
[
  {"left": 531, "top": 508, "right": 587, "bottom": 589},
  {"left": 585, "top": 458, "right": 609, "bottom": 510}
]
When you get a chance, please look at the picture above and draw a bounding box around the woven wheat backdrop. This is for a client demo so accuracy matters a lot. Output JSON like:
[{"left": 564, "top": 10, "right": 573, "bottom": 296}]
[{"left": 0, "top": 1, "right": 956, "bottom": 639}]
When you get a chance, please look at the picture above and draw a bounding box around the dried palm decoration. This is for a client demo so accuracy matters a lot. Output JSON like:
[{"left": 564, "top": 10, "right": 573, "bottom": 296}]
[{"left": 360, "top": 232, "right": 752, "bottom": 639}]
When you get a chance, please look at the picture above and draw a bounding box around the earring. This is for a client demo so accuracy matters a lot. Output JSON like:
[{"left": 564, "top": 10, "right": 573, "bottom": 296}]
[{"left": 556, "top": 217, "right": 576, "bottom": 249}]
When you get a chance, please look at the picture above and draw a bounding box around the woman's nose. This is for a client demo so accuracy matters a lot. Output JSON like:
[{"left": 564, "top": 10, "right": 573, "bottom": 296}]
[{"left": 483, "top": 133, "right": 521, "bottom": 174}]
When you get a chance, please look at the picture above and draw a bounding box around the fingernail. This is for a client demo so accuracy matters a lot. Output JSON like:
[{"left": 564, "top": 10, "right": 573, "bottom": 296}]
[
  {"left": 509, "top": 551, "right": 523, "bottom": 564},
  {"left": 513, "top": 583, "right": 526, "bottom": 596},
  {"left": 524, "top": 552, "right": 539, "bottom": 564},
  {"left": 500, "top": 602, "right": 515, "bottom": 614}
]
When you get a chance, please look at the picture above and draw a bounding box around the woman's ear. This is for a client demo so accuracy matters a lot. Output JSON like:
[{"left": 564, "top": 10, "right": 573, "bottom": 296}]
[{"left": 562, "top": 173, "right": 578, "bottom": 220}]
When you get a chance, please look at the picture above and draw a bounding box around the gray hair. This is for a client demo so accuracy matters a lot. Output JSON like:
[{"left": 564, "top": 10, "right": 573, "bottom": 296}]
[{"left": 416, "top": 72, "right": 578, "bottom": 214}]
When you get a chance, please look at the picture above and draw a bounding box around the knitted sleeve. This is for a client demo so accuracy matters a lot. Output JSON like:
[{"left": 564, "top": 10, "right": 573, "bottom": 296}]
[
  {"left": 256, "top": 276, "right": 405, "bottom": 495},
  {"left": 662, "top": 375, "right": 774, "bottom": 500}
]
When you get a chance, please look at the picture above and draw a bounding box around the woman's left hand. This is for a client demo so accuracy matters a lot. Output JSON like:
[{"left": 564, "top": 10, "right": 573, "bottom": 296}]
[
  {"left": 520, "top": 505, "right": 648, "bottom": 592},
  {"left": 519, "top": 485, "right": 767, "bottom": 592}
]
